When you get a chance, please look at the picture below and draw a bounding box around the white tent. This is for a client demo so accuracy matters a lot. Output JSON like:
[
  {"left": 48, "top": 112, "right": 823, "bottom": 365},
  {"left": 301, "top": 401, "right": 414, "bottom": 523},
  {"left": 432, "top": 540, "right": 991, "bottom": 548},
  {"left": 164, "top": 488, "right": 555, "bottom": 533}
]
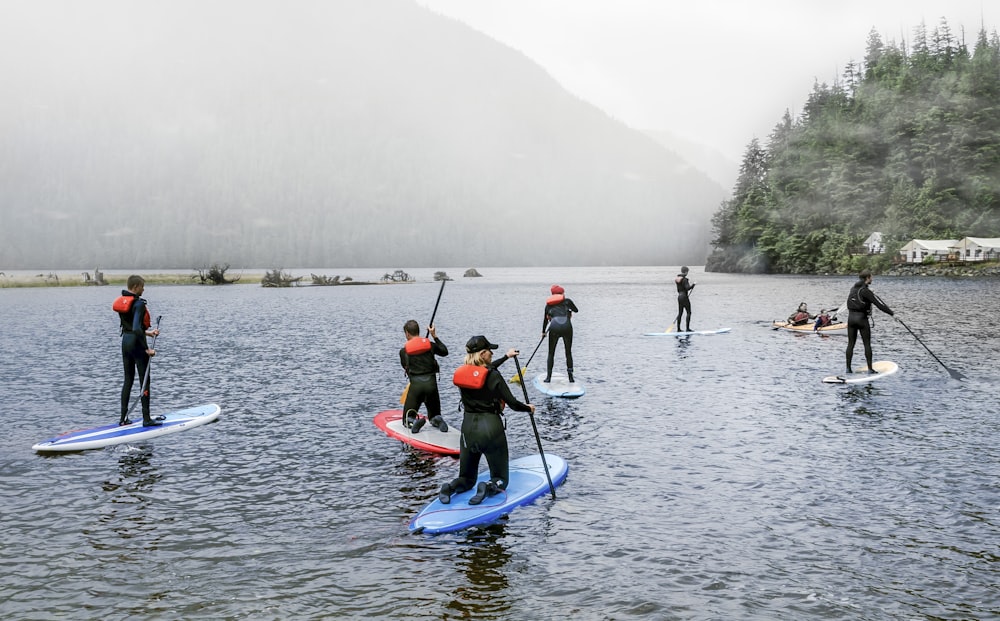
[
  {"left": 898, "top": 239, "right": 958, "bottom": 263},
  {"left": 862, "top": 232, "right": 884, "bottom": 254},
  {"left": 952, "top": 237, "right": 1000, "bottom": 261}
]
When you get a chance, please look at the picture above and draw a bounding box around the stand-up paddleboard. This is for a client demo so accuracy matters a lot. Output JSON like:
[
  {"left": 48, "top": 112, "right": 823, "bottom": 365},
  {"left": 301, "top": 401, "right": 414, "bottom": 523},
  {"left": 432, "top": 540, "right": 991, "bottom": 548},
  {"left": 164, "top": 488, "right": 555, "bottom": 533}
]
[
  {"left": 772, "top": 320, "right": 847, "bottom": 335},
  {"left": 644, "top": 327, "right": 731, "bottom": 337},
  {"left": 822, "top": 361, "right": 899, "bottom": 384},
  {"left": 374, "top": 409, "right": 461, "bottom": 456},
  {"left": 409, "top": 453, "right": 568, "bottom": 534},
  {"left": 32, "top": 403, "right": 221, "bottom": 453},
  {"left": 532, "top": 372, "right": 585, "bottom": 398}
]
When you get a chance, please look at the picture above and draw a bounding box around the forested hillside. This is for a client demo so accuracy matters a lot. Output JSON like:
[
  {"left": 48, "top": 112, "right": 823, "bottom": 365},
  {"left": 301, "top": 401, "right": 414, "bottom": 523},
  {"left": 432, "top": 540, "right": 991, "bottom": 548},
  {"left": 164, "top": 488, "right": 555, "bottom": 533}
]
[
  {"left": 0, "top": 0, "right": 723, "bottom": 270},
  {"left": 707, "top": 19, "right": 1000, "bottom": 274}
]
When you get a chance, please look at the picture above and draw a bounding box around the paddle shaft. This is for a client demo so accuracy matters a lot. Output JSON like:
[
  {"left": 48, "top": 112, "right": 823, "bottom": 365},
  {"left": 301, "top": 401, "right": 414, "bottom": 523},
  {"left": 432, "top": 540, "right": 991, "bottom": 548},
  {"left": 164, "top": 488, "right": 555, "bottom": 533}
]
[
  {"left": 896, "top": 316, "right": 965, "bottom": 380},
  {"left": 511, "top": 331, "right": 547, "bottom": 383},
  {"left": 513, "top": 355, "right": 556, "bottom": 499},
  {"left": 425, "top": 278, "right": 446, "bottom": 337},
  {"left": 126, "top": 315, "right": 162, "bottom": 417},
  {"left": 873, "top": 293, "right": 963, "bottom": 380}
]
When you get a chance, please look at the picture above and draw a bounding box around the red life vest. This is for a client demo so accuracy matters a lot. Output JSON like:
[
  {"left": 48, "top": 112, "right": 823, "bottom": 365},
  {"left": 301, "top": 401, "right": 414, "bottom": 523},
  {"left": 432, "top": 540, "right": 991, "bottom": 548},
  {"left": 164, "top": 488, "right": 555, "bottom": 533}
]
[
  {"left": 113, "top": 295, "right": 151, "bottom": 330},
  {"left": 453, "top": 364, "right": 488, "bottom": 389},
  {"left": 546, "top": 293, "right": 565, "bottom": 306},
  {"left": 404, "top": 337, "right": 432, "bottom": 355}
]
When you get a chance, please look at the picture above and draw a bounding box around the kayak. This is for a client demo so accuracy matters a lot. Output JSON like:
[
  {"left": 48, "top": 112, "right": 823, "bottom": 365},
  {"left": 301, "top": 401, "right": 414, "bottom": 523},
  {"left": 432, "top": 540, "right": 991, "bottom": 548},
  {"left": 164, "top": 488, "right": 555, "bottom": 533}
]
[{"left": 772, "top": 320, "right": 847, "bottom": 334}]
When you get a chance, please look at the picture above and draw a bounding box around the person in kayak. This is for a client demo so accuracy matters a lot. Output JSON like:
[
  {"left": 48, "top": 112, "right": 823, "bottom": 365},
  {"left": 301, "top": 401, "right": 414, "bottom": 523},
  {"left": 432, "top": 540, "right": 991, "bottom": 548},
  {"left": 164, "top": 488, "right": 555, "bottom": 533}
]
[
  {"left": 113, "top": 275, "right": 161, "bottom": 427},
  {"left": 673, "top": 266, "right": 696, "bottom": 332},
  {"left": 399, "top": 320, "right": 449, "bottom": 433},
  {"left": 845, "top": 270, "right": 894, "bottom": 373},
  {"left": 813, "top": 309, "right": 833, "bottom": 330},
  {"left": 787, "top": 302, "right": 813, "bottom": 326},
  {"left": 542, "top": 285, "right": 579, "bottom": 383},
  {"left": 438, "top": 335, "right": 534, "bottom": 506}
]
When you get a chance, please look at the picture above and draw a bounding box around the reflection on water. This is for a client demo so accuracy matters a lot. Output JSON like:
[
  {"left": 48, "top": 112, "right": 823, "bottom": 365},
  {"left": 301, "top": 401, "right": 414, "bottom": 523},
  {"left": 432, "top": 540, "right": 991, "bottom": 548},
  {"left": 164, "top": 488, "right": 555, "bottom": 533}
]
[
  {"left": 447, "top": 528, "right": 513, "bottom": 617},
  {"left": 93, "top": 446, "right": 163, "bottom": 546}
]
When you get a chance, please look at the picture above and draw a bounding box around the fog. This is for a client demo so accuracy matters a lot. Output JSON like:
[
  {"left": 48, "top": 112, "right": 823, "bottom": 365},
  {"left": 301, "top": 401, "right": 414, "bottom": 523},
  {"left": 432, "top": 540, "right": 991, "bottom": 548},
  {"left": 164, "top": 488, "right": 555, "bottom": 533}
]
[{"left": 0, "top": 0, "right": 724, "bottom": 270}]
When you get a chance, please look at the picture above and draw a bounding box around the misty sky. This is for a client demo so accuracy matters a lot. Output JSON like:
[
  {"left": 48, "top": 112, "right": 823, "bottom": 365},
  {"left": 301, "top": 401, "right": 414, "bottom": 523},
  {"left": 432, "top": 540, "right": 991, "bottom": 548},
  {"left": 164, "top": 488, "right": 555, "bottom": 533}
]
[{"left": 418, "top": 0, "right": 998, "bottom": 164}]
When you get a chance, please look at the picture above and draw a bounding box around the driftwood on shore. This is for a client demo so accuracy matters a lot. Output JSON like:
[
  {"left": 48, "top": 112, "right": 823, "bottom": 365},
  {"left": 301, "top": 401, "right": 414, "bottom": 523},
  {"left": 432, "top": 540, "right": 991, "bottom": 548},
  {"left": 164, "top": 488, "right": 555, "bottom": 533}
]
[
  {"left": 194, "top": 263, "right": 241, "bottom": 285},
  {"left": 261, "top": 268, "right": 302, "bottom": 287},
  {"left": 310, "top": 273, "right": 358, "bottom": 286}
]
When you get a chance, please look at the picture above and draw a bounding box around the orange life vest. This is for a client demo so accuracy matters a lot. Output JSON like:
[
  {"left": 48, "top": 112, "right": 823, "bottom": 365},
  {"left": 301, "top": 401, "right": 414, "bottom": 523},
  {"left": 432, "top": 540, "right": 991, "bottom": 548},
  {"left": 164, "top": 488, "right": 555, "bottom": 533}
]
[
  {"left": 546, "top": 293, "right": 565, "bottom": 306},
  {"left": 453, "top": 364, "right": 489, "bottom": 389},
  {"left": 404, "top": 337, "right": 432, "bottom": 355},
  {"left": 113, "top": 295, "right": 151, "bottom": 331}
]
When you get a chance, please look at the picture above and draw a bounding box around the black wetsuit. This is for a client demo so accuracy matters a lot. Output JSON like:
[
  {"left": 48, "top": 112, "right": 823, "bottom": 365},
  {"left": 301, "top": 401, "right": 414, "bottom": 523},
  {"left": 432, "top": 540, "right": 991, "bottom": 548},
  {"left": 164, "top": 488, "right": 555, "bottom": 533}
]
[
  {"left": 674, "top": 274, "right": 695, "bottom": 331},
  {"left": 399, "top": 337, "right": 448, "bottom": 422},
  {"left": 543, "top": 297, "right": 579, "bottom": 380},
  {"left": 845, "top": 279, "right": 893, "bottom": 372},
  {"left": 118, "top": 291, "right": 151, "bottom": 424},
  {"left": 449, "top": 356, "right": 531, "bottom": 494}
]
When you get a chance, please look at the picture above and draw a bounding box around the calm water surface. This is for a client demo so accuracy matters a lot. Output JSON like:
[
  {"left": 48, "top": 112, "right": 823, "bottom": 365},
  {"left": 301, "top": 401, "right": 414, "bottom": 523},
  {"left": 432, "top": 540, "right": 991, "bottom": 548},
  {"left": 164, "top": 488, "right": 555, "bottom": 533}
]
[{"left": 1, "top": 266, "right": 997, "bottom": 620}]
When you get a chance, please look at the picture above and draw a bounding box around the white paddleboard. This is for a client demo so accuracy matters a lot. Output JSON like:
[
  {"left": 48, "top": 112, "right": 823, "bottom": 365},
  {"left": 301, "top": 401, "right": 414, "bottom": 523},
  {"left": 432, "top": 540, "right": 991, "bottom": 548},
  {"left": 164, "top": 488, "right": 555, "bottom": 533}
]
[
  {"left": 532, "top": 372, "right": 585, "bottom": 398},
  {"left": 822, "top": 361, "right": 899, "bottom": 384},
  {"left": 644, "top": 327, "right": 731, "bottom": 337},
  {"left": 373, "top": 409, "right": 460, "bottom": 456},
  {"left": 32, "top": 403, "right": 221, "bottom": 452}
]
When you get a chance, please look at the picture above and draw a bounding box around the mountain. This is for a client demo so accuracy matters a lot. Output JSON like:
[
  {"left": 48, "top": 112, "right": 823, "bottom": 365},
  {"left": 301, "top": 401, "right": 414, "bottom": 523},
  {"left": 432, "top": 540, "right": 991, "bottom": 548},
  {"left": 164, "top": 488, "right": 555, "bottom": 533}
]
[
  {"left": 642, "top": 130, "right": 739, "bottom": 191},
  {"left": 0, "top": 0, "right": 726, "bottom": 269}
]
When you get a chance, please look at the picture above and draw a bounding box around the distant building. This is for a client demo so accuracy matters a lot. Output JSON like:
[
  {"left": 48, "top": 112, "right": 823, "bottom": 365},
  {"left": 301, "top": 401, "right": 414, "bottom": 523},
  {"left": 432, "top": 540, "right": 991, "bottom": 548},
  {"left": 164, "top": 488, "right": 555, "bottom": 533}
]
[
  {"left": 898, "top": 239, "right": 958, "bottom": 263},
  {"left": 862, "top": 232, "right": 884, "bottom": 254},
  {"left": 952, "top": 237, "right": 1000, "bottom": 261}
]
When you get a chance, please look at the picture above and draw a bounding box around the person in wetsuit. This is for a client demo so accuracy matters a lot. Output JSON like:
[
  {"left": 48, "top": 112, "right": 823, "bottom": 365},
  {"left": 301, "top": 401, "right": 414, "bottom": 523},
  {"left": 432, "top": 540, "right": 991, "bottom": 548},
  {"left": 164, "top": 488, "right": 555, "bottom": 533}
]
[
  {"left": 399, "top": 319, "right": 449, "bottom": 433},
  {"left": 114, "top": 275, "right": 161, "bottom": 427},
  {"left": 438, "top": 335, "right": 534, "bottom": 506},
  {"left": 674, "top": 266, "right": 696, "bottom": 332},
  {"left": 542, "top": 285, "right": 579, "bottom": 383},
  {"left": 845, "top": 270, "right": 894, "bottom": 374}
]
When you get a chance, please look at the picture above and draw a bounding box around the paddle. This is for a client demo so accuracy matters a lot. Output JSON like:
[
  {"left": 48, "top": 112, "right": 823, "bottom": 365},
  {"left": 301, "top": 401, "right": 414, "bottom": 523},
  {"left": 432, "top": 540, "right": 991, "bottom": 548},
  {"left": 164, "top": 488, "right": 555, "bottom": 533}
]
[
  {"left": 872, "top": 292, "right": 964, "bottom": 380},
  {"left": 401, "top": 279, "right": 448, "bottom": 404},
  {"left": 124, "top": 315, "right": 162, "bottom": 421},
  {"left": 513, "top": 355, "right": 556, "bottom": 499},
  {"left": 510, "top": 331, "right": 546, "bottom": 384},
  {"left": 894, "top": 316, "right": 965, "bottom": 380}
]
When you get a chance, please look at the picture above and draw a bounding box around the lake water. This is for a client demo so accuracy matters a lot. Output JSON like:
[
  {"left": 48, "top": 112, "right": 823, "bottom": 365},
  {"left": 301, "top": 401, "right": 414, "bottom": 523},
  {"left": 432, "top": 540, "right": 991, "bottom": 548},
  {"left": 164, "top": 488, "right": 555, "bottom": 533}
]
[{"left": 1, "top": 266, "right": 997, "bottom": 620}]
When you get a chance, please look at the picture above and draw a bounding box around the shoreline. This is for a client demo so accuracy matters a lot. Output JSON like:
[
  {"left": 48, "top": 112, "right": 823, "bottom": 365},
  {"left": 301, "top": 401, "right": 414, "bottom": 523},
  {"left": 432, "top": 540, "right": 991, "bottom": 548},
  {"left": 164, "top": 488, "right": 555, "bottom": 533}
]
[{"left": 0, "top": 271, "right": 265, "bottom": 288}]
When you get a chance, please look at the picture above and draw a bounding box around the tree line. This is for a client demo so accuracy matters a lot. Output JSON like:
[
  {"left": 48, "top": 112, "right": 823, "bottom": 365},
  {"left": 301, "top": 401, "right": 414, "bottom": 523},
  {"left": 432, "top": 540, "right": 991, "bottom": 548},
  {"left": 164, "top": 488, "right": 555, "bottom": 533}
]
[{"left": 707, "top": 19, "right": 1000, "bottom": 274}]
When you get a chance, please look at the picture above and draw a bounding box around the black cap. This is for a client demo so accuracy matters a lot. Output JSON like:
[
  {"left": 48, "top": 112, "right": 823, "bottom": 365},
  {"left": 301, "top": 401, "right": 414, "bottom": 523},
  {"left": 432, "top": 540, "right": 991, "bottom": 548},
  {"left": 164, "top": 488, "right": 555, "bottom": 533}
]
[{"left": 466, "top": 335, "right": 499, "bottom": 354}]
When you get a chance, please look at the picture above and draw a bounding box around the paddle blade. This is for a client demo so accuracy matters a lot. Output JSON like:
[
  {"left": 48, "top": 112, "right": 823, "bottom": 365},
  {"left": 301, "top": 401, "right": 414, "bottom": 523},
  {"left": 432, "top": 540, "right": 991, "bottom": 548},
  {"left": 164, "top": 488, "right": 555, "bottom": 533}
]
[
  {"left": 400, "top": 383, "right": 409, "bottom": 404},
  {"left": 509, "top": 367, "right": 527, "bottom": 384}
]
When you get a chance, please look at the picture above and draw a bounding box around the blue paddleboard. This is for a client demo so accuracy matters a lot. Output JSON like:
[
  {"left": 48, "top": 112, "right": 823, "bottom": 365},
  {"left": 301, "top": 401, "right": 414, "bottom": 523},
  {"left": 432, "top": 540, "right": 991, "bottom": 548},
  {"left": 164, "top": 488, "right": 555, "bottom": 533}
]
[
  {"left": 532, "top": 372, "right": 585, "bottom": 398},
  {"left": 409, "top": 453, "right": 568, "bottom": 534},
  {"left": 644, "top": 327, "right": 731, "bottom": 336},
  {"left": 32, "top": 403, "right": 221, "bottom": 452}
]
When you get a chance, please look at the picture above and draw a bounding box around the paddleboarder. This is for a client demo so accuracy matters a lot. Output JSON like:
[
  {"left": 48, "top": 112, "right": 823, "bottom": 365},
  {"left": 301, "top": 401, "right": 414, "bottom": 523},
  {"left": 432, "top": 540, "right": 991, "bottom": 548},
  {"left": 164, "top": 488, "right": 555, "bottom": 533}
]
[
  {"left": 845, "top": 270, "right": 894, "bottom": 374},
  {"left": 114, "top": 275, "right": 161, "bottom": 427},
  {"left": 542, "top": 285, "right": 579, "bottom": 383},
  {"left": 399, "top": 320, "right": 449, "bottom": 433},
  {"left": 673, "top": 266, "right": 695, "bottom": 332},
  {"left": 438, "top": 336, "right": 534, "bottom": 506}
]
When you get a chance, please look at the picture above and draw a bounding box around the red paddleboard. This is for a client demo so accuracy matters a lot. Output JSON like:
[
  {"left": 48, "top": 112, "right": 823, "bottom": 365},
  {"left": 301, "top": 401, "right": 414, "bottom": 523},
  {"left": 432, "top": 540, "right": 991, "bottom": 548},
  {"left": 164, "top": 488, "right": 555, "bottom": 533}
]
[{"left": 373, "top": 409, "right": 460, "bottom": 456}]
